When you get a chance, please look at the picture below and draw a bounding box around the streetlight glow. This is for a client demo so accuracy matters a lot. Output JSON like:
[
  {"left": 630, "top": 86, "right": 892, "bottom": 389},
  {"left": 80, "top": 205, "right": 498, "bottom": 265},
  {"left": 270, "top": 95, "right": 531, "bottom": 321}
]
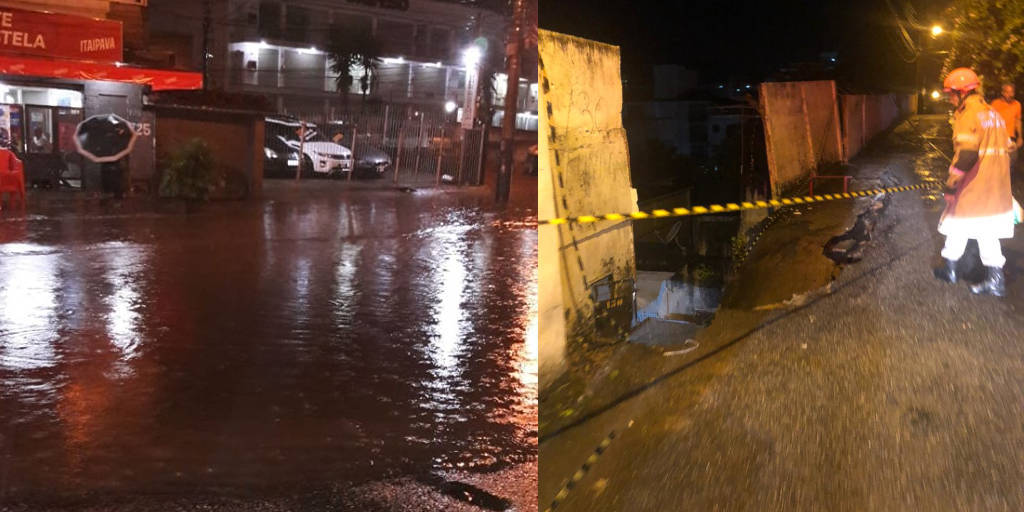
[
  {"left": 931, "top": 25, "right": 943, "bottom": 36},
  {"left": 931, "top": 90, "right": 941, "bottom": 100},
  {"left": 463, "top": 46, "right": 482, "bottom": 68},
  {"left": 444, "top": 100, "right": 457, "bottom": 113}
]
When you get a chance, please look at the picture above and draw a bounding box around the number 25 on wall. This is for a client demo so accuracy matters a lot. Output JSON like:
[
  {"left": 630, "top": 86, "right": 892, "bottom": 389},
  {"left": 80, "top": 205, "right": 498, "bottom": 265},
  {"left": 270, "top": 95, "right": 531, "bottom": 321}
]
[{"left": 133, "top": 122, "right": 151, "bottom": 136}]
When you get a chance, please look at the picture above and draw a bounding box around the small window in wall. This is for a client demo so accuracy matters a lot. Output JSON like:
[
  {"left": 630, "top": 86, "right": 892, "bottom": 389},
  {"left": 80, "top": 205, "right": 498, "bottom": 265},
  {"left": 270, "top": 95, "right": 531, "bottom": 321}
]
[
  {"left": 26, "top": 107, "right": 52, "bottom": 154},
  {"left": 590, "top": 275, "right": 613, "bottom": 303}
]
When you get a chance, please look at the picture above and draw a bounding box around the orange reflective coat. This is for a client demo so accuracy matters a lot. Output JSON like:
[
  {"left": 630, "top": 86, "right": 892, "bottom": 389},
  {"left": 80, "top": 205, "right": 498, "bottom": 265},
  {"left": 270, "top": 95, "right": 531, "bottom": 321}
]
[
  {"left": 991, "top": 97, "right": 1021, "bottom": 140},
  {"left": 939, "top": 94, "right": 1014, "bottom": 239}
]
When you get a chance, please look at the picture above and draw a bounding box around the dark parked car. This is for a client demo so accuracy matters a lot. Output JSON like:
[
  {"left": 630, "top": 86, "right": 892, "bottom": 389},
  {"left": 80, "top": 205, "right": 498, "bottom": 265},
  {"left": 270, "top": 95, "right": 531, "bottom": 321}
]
[
  {"left": 263, "top": 133, "right": 301, "bottom": 178},
  {"left": 325, "top": 120, "right": 392, "bottom": 178},
  {"left": 355, "top": 147, "right": 392, "bottom": 178}
]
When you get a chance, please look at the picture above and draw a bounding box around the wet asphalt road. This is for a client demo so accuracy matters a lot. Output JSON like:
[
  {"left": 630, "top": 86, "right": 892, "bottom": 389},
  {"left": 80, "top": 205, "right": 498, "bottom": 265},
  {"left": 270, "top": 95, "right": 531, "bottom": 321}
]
[
  {"left": 540, "top": 115, "right": 1024, "bottom": 510},
  {"left": 0, "top": 181, "right": 537, "bottom": 510}
]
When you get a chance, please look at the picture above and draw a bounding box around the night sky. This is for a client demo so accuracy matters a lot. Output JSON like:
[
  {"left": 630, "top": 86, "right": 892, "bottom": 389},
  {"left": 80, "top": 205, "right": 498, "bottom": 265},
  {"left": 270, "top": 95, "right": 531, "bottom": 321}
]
[{"left": 541, "top": 0, "right": 953, "bottom": 97}]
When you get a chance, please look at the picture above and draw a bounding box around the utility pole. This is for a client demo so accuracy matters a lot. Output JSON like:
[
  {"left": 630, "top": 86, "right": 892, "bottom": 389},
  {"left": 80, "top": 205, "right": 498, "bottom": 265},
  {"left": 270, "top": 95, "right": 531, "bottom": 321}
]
[
  {"left": 475, "top": 10, "right": 490, "bottom": 186},
  {"left": 496, "top": 0, "right": 526, "bottom": 203},
  {"left": 202, "top": 0, "right": 210, "bottom": 90}
]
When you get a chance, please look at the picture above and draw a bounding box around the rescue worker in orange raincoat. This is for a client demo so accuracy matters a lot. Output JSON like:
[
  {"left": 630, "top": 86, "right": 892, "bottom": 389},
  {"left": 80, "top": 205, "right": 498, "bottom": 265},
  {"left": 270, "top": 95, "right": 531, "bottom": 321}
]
[{"left": 936, "top": 68, "right": 1014, "bottom": 296}]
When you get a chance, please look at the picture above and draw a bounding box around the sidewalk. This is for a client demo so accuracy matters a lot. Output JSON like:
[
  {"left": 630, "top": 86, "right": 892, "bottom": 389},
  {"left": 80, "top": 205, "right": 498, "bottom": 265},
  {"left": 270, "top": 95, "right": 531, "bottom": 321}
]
[
  {"left": 0, "top": 167, "right": 536, "bottom": 222},
  {"left": 540, "top": 115, "right": 1024, "bottom": 510}
]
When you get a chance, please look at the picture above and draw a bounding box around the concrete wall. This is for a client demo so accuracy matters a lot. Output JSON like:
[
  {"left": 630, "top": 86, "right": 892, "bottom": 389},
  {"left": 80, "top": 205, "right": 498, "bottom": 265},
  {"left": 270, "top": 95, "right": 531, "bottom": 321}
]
[
  {"left": 539, "top": 30, "right": 638, "bottom": 390},
  {"left": 759, "top": 80, "right": 843, "bottom": 196},
  {"left": 152, "top": 109, "right": 264, "bottom": 197},
  {"left": 841, "top": 94, "right": 914, "bottom": 159}
]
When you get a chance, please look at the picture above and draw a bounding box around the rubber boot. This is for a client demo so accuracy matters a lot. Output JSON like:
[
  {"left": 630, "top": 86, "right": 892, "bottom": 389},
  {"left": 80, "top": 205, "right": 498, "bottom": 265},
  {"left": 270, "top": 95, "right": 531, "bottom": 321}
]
[
  {"left": 970, "top": 266, "right": 1005, "bottom": 297},
  {"left": 936, "top": 258, "right": 958, "bottom": 283}
]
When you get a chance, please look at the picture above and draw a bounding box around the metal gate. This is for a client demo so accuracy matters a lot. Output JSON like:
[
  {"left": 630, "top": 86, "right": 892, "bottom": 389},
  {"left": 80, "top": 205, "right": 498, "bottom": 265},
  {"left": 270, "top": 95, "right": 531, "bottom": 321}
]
[{"left": 278, "top": 103, "right": 485, "bottom": 187}]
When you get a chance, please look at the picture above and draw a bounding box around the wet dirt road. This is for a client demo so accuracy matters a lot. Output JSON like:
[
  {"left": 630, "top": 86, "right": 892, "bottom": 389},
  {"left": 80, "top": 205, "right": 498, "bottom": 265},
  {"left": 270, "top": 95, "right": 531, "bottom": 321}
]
[
  {"left": 540, "top": 116, "right": 1024, "bottom": 511},
  {"left": 0, "top": 181, "right": 537, "bottom": 510}
]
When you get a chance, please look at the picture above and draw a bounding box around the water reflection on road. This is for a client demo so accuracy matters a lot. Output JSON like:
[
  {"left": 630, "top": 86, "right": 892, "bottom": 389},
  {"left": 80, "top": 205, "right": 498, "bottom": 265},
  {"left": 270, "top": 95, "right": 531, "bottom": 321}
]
[{"left": 0, "top": 185, "right": 537, "bottom": 502}]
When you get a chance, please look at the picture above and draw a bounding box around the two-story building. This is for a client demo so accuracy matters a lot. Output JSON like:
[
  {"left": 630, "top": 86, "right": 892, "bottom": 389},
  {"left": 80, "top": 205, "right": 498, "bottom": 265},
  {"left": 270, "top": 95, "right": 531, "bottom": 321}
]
[{"left": 147, "top": 0, "right": 538, "bottom": 129}]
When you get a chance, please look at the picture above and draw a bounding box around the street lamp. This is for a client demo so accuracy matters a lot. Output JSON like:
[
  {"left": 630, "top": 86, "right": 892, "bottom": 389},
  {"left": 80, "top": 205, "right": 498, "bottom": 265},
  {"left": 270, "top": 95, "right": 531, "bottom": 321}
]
[
  {"left": 444, "top": 100, "right": 457, "bottom": 113},
  {"left": 931, "top": 25, "right": 943, "bottom": 37},
  {"left": 462, "top": 46, "right": 482, "bottom": 69},
  {"left": 931, "top": 90, "right": 941, "bottom": 100},
  {"left": 461, "top": 43, "right": 485, "bottom": 130}
]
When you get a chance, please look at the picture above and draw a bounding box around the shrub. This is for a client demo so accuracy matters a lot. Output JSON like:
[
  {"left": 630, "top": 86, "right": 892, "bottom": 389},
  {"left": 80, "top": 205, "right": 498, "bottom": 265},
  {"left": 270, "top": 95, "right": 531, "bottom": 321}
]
[
  {"left": 159, "top": 138, "right": 216, "bottom": 200},
  {"left": 730, "top": 234, "right": 748, "bottom": 261},
  {"left": 694, "top": 264, "right": 720, "bottom": 285}
]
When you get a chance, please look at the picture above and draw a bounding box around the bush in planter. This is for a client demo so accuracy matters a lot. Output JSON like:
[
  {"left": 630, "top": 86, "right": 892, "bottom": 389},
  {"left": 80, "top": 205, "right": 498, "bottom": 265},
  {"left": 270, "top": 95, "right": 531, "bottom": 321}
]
[
  {"left": 693, "top": 263, "right": 722, "bottom": 287},
  {"left": 159, "top": 138, "right": 216, "bottom": 200}
]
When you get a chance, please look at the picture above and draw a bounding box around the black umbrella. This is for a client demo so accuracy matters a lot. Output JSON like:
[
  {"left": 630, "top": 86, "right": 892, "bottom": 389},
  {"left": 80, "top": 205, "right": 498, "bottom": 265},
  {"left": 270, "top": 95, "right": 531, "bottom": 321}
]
[{"left": 74, "top": 114, "right": 138, "bottom": 163}]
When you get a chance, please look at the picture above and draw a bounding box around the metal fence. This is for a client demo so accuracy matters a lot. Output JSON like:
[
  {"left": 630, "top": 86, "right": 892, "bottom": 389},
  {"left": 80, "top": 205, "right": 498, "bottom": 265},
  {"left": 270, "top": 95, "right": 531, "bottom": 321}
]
[{"left": 275, "top": 103, "right": 485, "bottom": 187}]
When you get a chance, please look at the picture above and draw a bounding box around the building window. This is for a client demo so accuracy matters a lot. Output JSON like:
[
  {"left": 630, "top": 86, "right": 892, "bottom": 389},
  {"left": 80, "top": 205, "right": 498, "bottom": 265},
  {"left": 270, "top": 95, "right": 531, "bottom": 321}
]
[
  {"left": 410, "top": 64, "right": 445, "bottom": 100},
  {"left": 282, "top": 49, "right": 325, "bottom": 91},
  {"left": 257, "top": 48, "right": 279, "bottom": 87},
  {"left": 258, "top": 2, "right": 282, "bottom": 39},
  {"left": 26, "top": 107, "right": 52, "bottom": 154},
  {"left": 374, "top": 60, "right": 410, "bottom": 99}
]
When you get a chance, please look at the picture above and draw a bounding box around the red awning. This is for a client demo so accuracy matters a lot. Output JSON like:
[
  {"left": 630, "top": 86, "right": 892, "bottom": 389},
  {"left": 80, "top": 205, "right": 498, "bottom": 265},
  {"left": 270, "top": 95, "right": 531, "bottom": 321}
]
[{"left": 0, "top": 54, "right": 202, "bottom": 91}]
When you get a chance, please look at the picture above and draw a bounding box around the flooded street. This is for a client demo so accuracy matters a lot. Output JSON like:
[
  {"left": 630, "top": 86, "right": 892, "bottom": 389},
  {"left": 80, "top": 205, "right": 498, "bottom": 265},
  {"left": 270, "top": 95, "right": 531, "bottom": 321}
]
[{"left": 0, "top": 182, "right": 537, "bottom": 509}]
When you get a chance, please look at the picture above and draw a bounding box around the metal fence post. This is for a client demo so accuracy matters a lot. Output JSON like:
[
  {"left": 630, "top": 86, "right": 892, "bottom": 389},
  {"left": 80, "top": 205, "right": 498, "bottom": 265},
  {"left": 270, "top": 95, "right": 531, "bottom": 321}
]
[
  {"left": 435, "top": 126, "right": 445, "bottom": 185},
  {"left": 456, "top": 127, "right": 467, "bottom": 185},
  {"left": 348, "top": 125, "right": 357, "bottom": 181},
  {"left": 394, "top": 119, "right": 405, "bottom": 184},
  {"left": 413, "top": 112, "right": 425, "bottom": 177},
  {"left": 296, "top": 121, "right": 305, "bottom": 181},
  {"left": 382, "top": 104, "right": 390, "bottom": 154},
  {"left": 475, "top": 128, "right": 486, "bottom": 185}
]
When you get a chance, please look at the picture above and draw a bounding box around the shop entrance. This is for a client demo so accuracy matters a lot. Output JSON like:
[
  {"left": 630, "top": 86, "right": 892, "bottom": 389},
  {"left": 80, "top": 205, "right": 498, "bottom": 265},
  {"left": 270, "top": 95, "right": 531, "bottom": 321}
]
[{"left": 0, "top": 83, "right": 85, "bottom": 188}]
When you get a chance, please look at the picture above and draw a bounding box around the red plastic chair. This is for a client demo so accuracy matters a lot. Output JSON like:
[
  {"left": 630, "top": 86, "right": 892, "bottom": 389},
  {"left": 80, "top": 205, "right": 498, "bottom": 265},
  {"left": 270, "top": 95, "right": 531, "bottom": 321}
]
[{"left": 0, "top": 149, "right": 25, "bottom": 210}]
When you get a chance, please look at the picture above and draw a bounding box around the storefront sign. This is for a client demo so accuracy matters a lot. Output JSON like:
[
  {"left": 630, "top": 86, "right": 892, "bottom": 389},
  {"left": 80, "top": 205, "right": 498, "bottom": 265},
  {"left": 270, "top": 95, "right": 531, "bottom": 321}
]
[
  {"left": 0, "top": 8, "right": 122, "bottom": 62},
  {"left": 0, "top": 54, "right": 202, "bottom": 91}
]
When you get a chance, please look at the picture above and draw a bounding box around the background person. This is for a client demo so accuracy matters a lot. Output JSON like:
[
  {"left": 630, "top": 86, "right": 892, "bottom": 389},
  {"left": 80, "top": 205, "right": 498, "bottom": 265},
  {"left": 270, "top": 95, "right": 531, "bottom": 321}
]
[{"left": 991, "top": 83, "right": 1021, "bottom": 170}]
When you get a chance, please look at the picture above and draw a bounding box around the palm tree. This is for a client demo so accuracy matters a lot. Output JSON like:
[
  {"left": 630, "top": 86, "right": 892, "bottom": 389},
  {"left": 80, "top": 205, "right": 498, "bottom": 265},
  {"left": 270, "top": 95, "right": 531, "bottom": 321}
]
[{"left": 325, "top": 26, "right": 382, "bottom": 110}]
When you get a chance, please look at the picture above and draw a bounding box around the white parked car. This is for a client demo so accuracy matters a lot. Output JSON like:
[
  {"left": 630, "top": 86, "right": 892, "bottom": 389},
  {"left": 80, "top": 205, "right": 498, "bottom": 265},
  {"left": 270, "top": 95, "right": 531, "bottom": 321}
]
[
  {"left": 289, "top": 138, "right": 353, "bottom": 177},
  {"left": 265, "top": 116, "right": 354, "bottom": 177}
]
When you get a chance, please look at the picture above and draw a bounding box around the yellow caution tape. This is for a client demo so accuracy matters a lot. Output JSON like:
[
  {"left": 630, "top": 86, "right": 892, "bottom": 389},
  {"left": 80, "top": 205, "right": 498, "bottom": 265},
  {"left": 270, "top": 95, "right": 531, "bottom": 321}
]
[
  {"left": 538, "top": 183, "right": 938, "bottom": 226},
  {"left": 544, "top": 420, "right": 634, "bottom": 512}
]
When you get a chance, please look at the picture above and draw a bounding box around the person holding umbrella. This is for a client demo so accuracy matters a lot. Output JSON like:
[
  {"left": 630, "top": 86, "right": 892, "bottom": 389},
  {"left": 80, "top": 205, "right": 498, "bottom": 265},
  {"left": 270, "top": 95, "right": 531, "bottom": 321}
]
[
  {"left": 73, "top": 114, "right": 138, "bottom": 200},
  {"left": 935, "top": 68, "right": 1015, "bottom": 296}
]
